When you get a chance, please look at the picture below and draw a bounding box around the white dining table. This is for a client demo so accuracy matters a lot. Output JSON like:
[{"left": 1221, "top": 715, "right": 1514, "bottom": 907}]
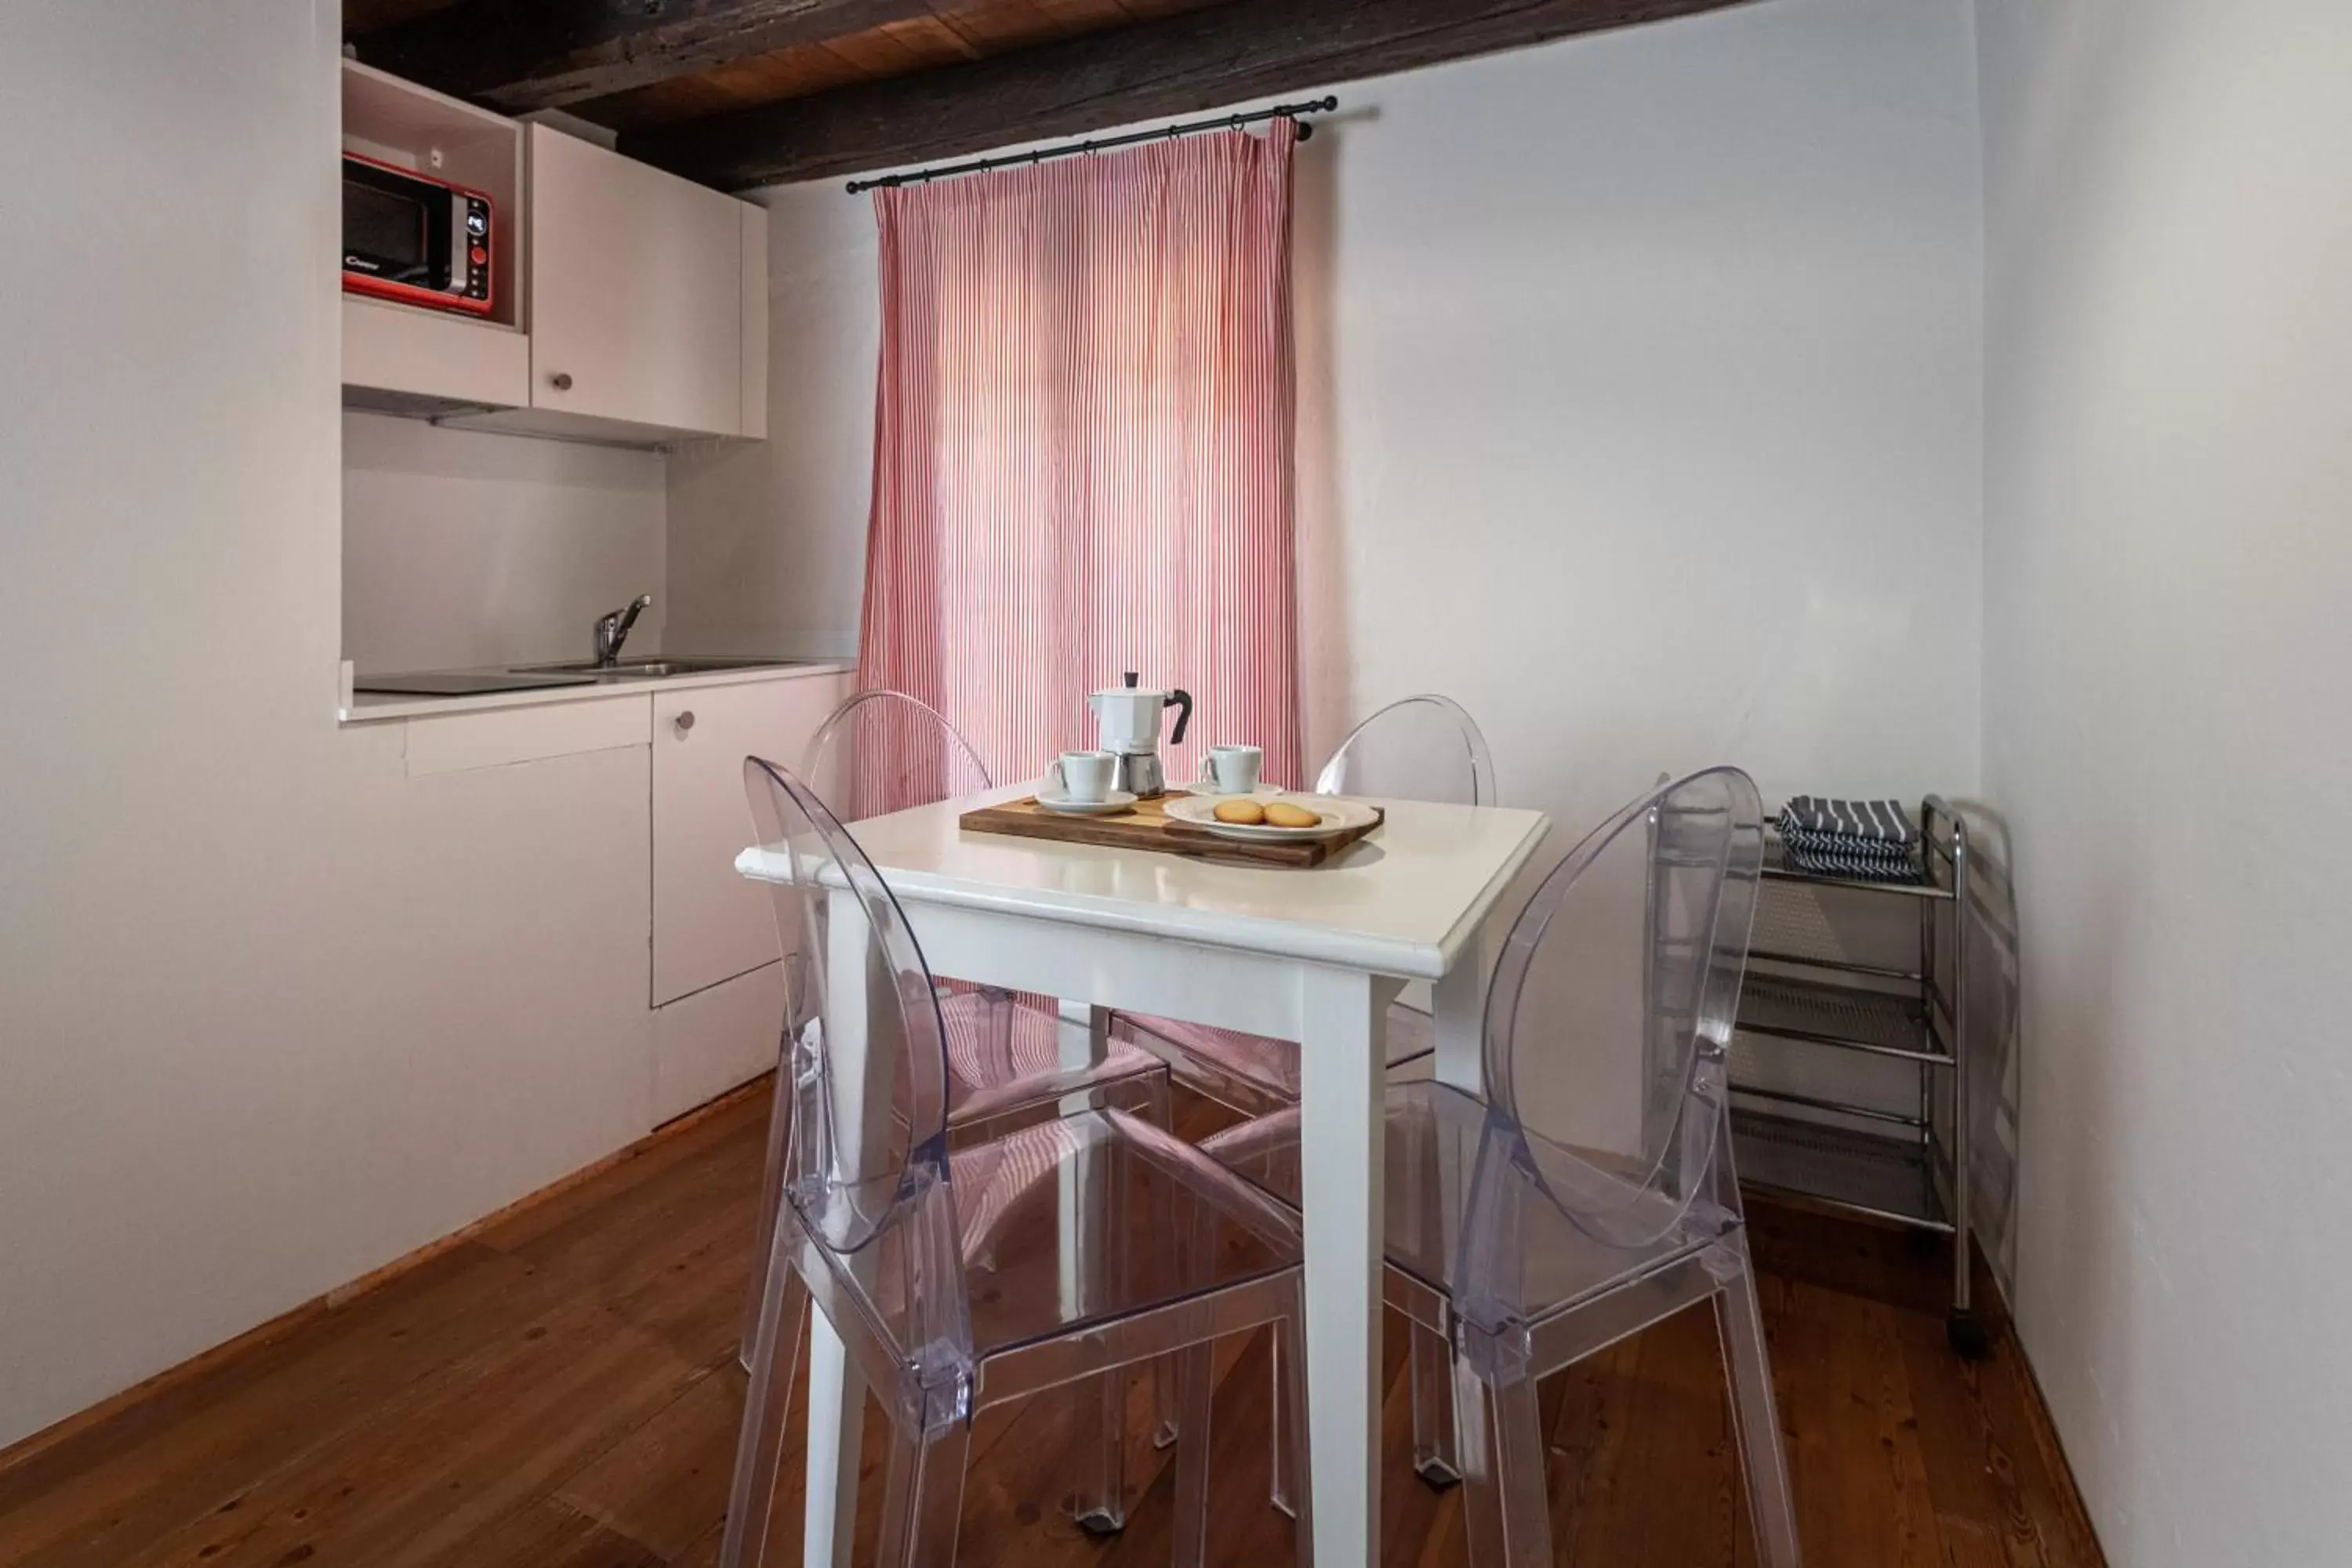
[{"left": 737, "top": 784, "right": 1552, "bottom": 1568}]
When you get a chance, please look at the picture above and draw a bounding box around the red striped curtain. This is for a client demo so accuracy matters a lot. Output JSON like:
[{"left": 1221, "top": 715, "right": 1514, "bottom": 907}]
[{"left": 855, "top": 124, "right": 1303, "bottom": 796}]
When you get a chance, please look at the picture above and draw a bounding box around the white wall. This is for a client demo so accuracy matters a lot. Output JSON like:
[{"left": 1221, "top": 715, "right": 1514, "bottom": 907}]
[
  {"left": 343, "top": 412, "right": 666, "bottom": 673},
  {"left": 0, "top": 3, "right": 656, "bottom": 1449},
  {"left": 669, "top": 0, "right": 1986, "bottom": 833},
  {"left": 1976, "top": 2, "right": 2352, "bottom": 1561}
]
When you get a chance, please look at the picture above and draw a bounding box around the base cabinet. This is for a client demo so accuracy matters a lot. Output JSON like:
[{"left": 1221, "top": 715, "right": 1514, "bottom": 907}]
[
  {"left": 652, "top": 960, "right": 784, "bottom": 1126},
  {"left": 651, "top": 672, "right": 848, "bottom": 1007}
]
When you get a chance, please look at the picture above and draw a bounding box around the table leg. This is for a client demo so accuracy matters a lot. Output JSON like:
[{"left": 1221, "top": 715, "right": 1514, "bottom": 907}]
[
  {"left": 1428, "top": 920, "right": 1499, "bottom": 1492},
  {"left": 1298, "top": 964, "right": 1387, "bottom": 1567},
  {"left": 802, "top": 887, "right": 891, "bottom": 1568},
  {"left": 802, "top": 1327, "right": 864, "bottom": 1568},
  {"left": 1055, "top": 1001, "right": 1113, "bottom": 1311},
  {"left": 1433, "top": 919, "right": 1494, "bottom": 1098}
]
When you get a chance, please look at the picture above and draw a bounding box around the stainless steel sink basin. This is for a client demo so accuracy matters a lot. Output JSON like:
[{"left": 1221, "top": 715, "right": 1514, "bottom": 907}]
[{"left": 509, "top": 656, "right": 814, "bottom": 680}]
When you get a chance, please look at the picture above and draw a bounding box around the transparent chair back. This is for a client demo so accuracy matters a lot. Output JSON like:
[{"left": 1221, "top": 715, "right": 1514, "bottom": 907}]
[
  {"left": 1478, "top": 766, "right": 1765, "bottom": 1253},
  {"left": 1121, "top": 694, "right": 1499, "bottom": 1114},
  {"left": 743, "top": 757, "right": 971, "bottom": 1352},
  {"left": 1312, "top": 692, "right": 1498, "bottom": 804},
  {"left": 805, "top": 688, "right": 993, "bottom": 820}
]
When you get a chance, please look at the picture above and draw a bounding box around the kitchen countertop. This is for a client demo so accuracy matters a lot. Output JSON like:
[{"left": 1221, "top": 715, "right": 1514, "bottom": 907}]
[{"left": 338, "top": 659, "right": 854, "bottom": 724}]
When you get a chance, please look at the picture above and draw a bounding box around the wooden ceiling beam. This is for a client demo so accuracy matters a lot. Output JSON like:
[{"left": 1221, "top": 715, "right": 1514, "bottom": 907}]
[
  {"left": 619, "top": 0, "right": 1755, "bottom": 191},
  {"left": 349, "top": 0, "right": 942, "bottom": 113}
]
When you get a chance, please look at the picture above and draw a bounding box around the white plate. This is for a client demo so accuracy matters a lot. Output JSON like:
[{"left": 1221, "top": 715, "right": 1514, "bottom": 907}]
[
  {"left": 1035, "top": 787, "right": 1139, "bottom": 816},
  {"left": 1162, "top": 792, "right": 1380, "bottom": 843}
]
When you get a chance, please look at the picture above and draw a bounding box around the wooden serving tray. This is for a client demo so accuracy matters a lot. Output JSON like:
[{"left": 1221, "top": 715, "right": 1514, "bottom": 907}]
[{"left": 959, "top": 790, "right": 1382, "bottom": 869}]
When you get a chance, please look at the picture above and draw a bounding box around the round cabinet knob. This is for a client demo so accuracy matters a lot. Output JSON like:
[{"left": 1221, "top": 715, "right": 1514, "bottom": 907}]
[
  {"left": 548, "top": 372, "right": 573, "bottom": 391},
  {"left": 673, "top": 710, "right": 695, "bottom": 735}
]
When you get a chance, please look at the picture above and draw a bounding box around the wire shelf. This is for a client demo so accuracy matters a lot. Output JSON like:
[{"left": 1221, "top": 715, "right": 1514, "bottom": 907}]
[
  {"left": 1730, "top": 1108, "right": 1952, "bottom": 1233},
  {"left": 1762, "top": 833, "right": 1953, "bottom": 898},
  {"left": 1736, "top": 973, "right": 1951, "bottom": 1065}
]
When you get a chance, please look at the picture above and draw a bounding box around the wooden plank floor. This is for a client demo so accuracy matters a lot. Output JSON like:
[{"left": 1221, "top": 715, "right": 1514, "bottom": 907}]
[{"left": 0, "top": 1088, "right": 2106, "bottom": 1566}]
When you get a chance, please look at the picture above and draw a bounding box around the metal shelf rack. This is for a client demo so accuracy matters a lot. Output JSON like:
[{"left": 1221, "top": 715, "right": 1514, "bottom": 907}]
[{"left": 1731, "top": 795, "right": 1988, "bottom": 1359}]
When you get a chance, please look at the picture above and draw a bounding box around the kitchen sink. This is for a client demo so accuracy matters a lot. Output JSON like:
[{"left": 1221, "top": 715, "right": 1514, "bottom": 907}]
[{"left": 509, "top": 656, "right": 815, "bottom": 680}]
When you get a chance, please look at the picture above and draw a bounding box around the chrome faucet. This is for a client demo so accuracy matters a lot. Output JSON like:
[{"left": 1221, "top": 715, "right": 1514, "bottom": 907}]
[{"left": 592, "top": 594, "right": 652, "bottom": 668}]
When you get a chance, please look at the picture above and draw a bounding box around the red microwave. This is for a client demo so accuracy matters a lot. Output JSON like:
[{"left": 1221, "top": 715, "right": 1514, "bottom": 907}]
[{"left": 342, "top": 153, "right": 493, "bottom": 316}]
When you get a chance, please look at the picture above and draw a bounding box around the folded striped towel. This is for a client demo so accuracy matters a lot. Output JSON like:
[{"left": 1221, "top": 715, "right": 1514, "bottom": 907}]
[
  {"left": 1780, "top": 796, "right": 1918, "bottom": 848},
  {"left": 1775, "top": 800, "right": 1925, "bottom": 884}
]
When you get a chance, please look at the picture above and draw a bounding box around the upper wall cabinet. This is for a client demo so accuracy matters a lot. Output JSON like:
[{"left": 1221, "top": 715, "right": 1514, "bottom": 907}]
[
  {"left": 448, "top": 127, "right": 768, "bottom": 445},
  {"left": 340, "top": 69, "right": 768, "bottom": 447},
  {"left": 526, "top": 125, "right": 766, "bottom": 439}
]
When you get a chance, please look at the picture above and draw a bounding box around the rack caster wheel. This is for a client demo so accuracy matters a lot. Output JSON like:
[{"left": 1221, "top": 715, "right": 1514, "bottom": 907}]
[{"left": 1947, "top": 1311, "right": 1991, "bottom": 1361}]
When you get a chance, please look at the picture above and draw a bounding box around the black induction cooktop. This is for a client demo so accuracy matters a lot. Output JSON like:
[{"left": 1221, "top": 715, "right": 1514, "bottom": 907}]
[{"left": 351, "top": 670, "right": 602, "bottom": 697}]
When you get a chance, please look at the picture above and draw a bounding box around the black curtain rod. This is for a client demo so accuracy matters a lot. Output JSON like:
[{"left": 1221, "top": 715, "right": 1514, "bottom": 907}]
[{"left": 844, "top": 97, "right": 1339, "bottom": 195}]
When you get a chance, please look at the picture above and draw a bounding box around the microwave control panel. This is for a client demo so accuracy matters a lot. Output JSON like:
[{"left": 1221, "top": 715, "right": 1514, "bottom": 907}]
[{"left": 459, "top": 196, "right": 491, "bottom": 303}]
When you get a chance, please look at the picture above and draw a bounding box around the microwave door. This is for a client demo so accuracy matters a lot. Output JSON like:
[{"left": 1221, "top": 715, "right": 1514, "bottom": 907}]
[{"left": 344, "top": 178, "right": 433, "bottom": 287}]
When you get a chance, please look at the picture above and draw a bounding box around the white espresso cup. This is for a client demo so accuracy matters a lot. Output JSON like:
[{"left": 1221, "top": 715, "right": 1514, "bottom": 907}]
[
  {"left": 1200, "top": 743, "right": 1264, "bottom": 795},
  {"left": 1045, "top": 749, "right": 1118, "bottom": 804}
]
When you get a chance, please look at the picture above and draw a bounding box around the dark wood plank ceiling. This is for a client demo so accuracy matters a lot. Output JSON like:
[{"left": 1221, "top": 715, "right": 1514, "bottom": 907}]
[
  {"left": 346, "top": 0, "right": 1232, "bottom": 118},
  {"left": 344, "top": 0, "right": 1754, "bottom": 190}
]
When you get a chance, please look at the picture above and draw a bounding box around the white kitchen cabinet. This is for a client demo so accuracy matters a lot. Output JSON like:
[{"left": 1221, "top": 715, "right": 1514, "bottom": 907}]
[
  {"left": 652, "top": 960, "right": 786, "bottom": 1125},
  {"left": 338, "top": 71, "right": 768, "bottom": 437},
  {"left": 516, "top": 124, "right": 766, "bottom": 441},
  {"left": 651, "top": 673, "right": 847, "bottom": 1007},
  {"left": 342, "top": 296, "right": 531, "bottom": 412}
]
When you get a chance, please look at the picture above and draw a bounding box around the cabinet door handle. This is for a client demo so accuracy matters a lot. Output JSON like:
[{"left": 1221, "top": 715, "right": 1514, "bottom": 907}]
[
  {"left": 673, "top": 710, "right": 695, "bottom": 735},
  {"left": 549, "top": 371, "right": 574, "bottom": 391}
]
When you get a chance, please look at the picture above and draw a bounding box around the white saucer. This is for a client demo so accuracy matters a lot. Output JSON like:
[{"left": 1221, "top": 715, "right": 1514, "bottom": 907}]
[
  {"left": 1162, "top": 793, "right": 1380, "bottom": 843},
  {"left": 1036, "top": 787, "right": 1138, "bottom": 816}
]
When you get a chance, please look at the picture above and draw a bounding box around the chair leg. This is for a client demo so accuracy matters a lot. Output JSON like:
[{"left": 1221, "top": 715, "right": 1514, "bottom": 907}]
[
  {"left": 1454, "top": 1357, "right": 1552, "bottom": 1567},
  {"left": 1453, "top": 1356, "right": 1501, "bottom": 1568},
  {"left": 1169, "top": 1344, "right": 1216, "bottom": 1568},
  {"left": 738, "top": 1043, "right": 795, "bottom": 1373},
  {"left": 1144, "top": 1070, "right": 1181, "bottom": 1452},
  {"left": 1069, "top": 1373, "right": 1130, "bottom": 1534},
  {"left": 1069, "top": 1134, "right": 1129, "bottom": 1534},
  {"left": 1153, "top": 1363, "right": 1181, "bottom": 1450},
  {"left": 1409, "top": 1320, "right": 1462, "bottom": 1487},
  {"left": 1265, "top": 1331, "right": 1302, "bottom": 1519},
  {"left": 1715, "top": 1269, "right": 1803, "bottom": 1566},
  {"left": 718, "top": 1225, "right": 813, "bottom": 1568},
  {"left": 1276, "top": 1308, "right": 1316, "bottom": 1565},
  {"left": 876, "top": 1420, "right": 973, "bottom": 1568}
]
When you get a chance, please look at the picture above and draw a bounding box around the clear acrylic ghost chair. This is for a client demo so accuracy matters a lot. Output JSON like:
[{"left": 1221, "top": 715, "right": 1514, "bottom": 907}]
[
  {"left": 1117, "top": 694, "right": 1500, "bottom": 1116},
  {"left": 724, "top": 757, "right": 1313, "bottom": 1568},
  {"left": 742, "top": 689, "right": 1171, "bottom": 1528},
  {"left": 1201, "top": 768, "right": 1800, "bottom": 1566}
]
